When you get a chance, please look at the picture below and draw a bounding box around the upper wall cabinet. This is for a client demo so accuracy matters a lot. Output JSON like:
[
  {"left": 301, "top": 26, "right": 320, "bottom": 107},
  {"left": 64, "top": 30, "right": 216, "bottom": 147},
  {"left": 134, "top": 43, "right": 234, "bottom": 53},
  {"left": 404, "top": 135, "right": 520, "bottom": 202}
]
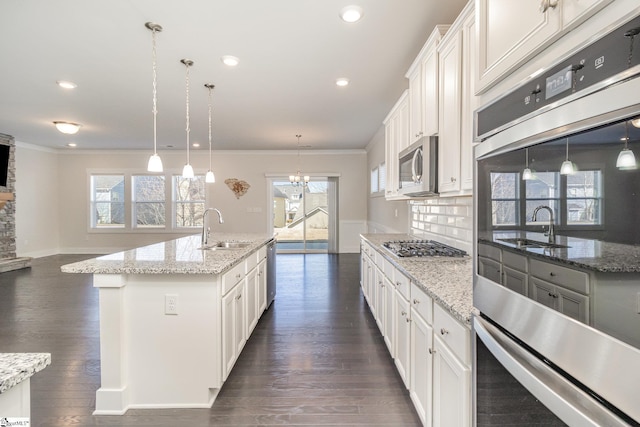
[
  {"left": 383, "top": 90, "right": 409, "bottom": 200},
  {"left": 476, "top": 0, "right": 613, "bottom": 94},
  {"left": 406, "top": 25, "right": 450, "bottom": 145},
  {"left": 438, "top": 1, "right": 476, "bottom": 196}
]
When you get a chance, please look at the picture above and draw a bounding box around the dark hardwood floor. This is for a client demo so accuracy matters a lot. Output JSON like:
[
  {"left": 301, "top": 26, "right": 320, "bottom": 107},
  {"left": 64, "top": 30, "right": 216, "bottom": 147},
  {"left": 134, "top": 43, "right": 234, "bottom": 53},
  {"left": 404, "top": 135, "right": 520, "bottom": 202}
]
[{"left": 0, "top": 253, "right": 420, "bottom": 426}]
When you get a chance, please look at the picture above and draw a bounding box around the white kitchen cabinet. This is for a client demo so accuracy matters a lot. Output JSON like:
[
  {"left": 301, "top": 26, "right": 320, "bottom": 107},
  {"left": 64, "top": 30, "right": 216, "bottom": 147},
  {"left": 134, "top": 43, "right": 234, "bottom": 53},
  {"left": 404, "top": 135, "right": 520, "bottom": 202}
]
[
  {"left": 395, "top": 288, "right": 411, "bottom": 389},
  {"left": 432, "top": 335, "right": 471, "bottom": 427},
  {"left": 476, "top": 0, "right": 612, "bottom": 93},
  {"left": 375, "top": 265, "right": 386, "bottom": 333},
  {"left": 245, "top": 267, "right": 259, "bottom": 337},
  {"left": 406, "top": 26, "right": 449, "bottom": 144},
  {"left": 257, "top": 259, "right": 267, "bottom": 314},
  {"left": 383, "top": 273, "right": 396, "bottom": 357},
  {"left": 410, "top": 289, "right": 434, "bottom": 426},
  {"left": 437, "top": 1, "right": 475, "bottom": 196},
  {"left": 222, "top": 281, "right": 245, "bottom": 380},
  {"left": 530, "top": 276, "right": 589, "bottom": 323},
  {"left": 383, "top": 91, "right": 409, "bottom": 200}
]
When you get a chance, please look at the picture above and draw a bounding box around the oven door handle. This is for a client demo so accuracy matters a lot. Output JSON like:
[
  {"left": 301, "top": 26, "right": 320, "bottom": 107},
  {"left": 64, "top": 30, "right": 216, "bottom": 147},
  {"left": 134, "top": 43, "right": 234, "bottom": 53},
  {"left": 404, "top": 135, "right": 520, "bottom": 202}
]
[
  {"left": 474, "top": 315, "right": 630, "bottom": 427},
  {"left": 411, "top": 147, "right": 422, "bottom": 183}
]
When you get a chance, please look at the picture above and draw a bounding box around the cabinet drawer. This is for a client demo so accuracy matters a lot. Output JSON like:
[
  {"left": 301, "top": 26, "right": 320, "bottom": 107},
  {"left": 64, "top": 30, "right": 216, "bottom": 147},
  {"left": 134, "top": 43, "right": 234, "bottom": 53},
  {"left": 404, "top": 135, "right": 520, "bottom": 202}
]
[
  {"left": 410, "top": 283, "right": 433, "bottom": 324},
  {"left": 258, "top": 245, "right": 267, "bottom": 260},
  {"left": 434, "top": 304, "right": 470, "bottom": 365},
  {"left": 395, "top": 270, "right": 411, "bottom": 301},
  {"left": 478, "top": 243, "right": 501, "bottom": 262},
  {"left": 383, "top": 257, "right": 395, "bottom": 281},
  {"left": 222, "top": 261, "right": 246, "bottom": 295},
  {"left": 529, "top": 259, "right": 589, "bottom": 295},
  {"left": 246, "top": 251, "right": 258, "bottom": 272},
  {"left": 502, "top": 250, "right": 527, "bottom": 272}
]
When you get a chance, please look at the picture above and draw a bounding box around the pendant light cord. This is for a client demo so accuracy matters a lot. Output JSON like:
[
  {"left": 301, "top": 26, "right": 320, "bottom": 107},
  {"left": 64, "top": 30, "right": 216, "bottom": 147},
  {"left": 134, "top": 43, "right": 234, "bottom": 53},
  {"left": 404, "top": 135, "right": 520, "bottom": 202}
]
[
  {"left": 208, "top": 85, "right": 214, "bottom": 170},
  {"left": 183, "top": 60, "right": 192, "bottom": 164},
  {"left": 152, "top": 28, "right": 158, "bottom": 156}
]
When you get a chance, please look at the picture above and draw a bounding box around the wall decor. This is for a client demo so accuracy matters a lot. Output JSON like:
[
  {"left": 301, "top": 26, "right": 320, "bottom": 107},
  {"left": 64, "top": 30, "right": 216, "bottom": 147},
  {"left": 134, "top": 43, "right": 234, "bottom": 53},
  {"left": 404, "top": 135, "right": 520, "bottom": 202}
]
[{"left": 224, "top": 178, "right": 250, "bottom": 199}]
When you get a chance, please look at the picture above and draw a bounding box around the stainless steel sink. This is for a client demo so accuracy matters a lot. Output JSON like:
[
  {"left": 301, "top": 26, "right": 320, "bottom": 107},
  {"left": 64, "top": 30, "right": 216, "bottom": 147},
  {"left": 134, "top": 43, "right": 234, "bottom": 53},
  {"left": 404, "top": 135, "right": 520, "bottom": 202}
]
[
  {"left": 199, "top": 241, "right": 251, "bottom": 250},
  {"left": 497, "top": 238, "right": 569, "bottom": 249}
]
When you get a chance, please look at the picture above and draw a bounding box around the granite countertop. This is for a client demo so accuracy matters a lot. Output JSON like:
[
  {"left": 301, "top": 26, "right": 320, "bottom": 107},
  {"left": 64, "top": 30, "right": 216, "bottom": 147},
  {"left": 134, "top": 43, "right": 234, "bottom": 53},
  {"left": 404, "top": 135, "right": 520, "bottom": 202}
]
[
  {"left": 61, "top": 233, "right": 274, "bottom": 276},
  {"left": 361, "top": 234, "right": 473, "bottom": 327},
  {"left": 480, "top": 231, "right": 640, "bottom": 273},
  {"left": 0, "top": 353, "right": 51, "bottom": 393}
]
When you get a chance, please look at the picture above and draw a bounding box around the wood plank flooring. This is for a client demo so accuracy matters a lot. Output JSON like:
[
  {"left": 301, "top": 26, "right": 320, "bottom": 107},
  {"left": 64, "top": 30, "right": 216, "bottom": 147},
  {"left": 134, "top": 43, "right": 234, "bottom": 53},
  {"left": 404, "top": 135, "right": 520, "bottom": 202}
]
[{"left": 0, "top": 253, "right": 420, "bottom": 426}]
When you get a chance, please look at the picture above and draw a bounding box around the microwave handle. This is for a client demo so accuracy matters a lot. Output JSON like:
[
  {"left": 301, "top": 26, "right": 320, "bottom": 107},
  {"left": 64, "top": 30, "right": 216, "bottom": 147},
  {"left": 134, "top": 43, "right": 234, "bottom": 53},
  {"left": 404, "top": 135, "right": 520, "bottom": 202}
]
[{"left": 411, "top": 147, "right": 422, "bottom": 183}]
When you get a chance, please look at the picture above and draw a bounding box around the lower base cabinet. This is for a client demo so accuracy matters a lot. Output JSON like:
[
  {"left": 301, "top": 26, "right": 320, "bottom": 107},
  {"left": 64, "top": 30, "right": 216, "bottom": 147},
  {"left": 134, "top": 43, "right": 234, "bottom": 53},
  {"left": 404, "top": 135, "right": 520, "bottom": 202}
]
[
  {"left": 410, "top": 308, "right": 434, "bottom": 425},
  {"left": 432, "top": 335, "right": 471, "bottom": 426}
]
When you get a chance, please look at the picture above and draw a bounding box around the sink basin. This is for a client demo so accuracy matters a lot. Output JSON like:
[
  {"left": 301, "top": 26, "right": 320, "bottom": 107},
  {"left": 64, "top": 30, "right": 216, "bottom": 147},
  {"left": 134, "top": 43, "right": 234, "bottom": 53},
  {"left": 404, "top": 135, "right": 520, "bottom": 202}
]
[
  {"left": 497, "top": 238, "right": 569, "bottom": 249},
  {"left": 199, "top": 241, "right": 251, "bottom": 250}
]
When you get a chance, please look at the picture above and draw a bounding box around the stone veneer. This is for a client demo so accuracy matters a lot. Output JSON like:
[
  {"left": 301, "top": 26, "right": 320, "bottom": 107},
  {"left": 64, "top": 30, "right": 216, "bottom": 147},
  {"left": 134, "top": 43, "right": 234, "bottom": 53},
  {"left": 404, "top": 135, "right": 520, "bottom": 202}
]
[{"left": 0, "top": 133, "right": 30, "bottom": 272}]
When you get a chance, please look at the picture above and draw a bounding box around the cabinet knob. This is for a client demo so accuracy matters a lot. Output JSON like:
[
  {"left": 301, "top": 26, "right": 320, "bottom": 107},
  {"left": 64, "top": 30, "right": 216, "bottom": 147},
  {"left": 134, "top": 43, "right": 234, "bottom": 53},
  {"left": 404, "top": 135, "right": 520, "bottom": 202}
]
[
  {"left": 381, "top": 284, "right": 385, "bottom": 288},
  {"left": 237, "top": 293, "right": 242, "bottom": 300},
  {"left": 401, "top": 311, "right": 407, "bottom": 317},
  {"left": 549, "top": 272, "right": 556, "bottom": 277},
  {"left": 396, "top": 282, "right": 402, "bottom": 287},
  {"left": 429, "top": 348, "right": 436, "bottom": 355},
  {"left": 406, "top": 318, "right": 411, "bottom": 323},
  {"left": 440, "top": 328, "right": 449, "bottom": 336},
  {"left": 236, "top": 273, "right": 241, "bottom": 279},
  {"left": 548, "top": 292, "right": 558, "bottom": 299},
  {"left": 413, "top": 299, "right": 420, "bottom": 305},
  {"left": 539, "top": 0, "right": 558, "bottom": 13},
  {"left": 450, "top": 177, "right": 456, "bottom": 182}
]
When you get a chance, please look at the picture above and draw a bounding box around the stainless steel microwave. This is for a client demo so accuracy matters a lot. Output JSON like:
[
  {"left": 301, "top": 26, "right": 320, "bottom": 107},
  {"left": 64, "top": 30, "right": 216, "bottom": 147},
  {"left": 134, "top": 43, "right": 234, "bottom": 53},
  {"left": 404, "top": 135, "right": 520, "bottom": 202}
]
[{"left": 397, "top": 136, "right": 438, "bottom": 197}]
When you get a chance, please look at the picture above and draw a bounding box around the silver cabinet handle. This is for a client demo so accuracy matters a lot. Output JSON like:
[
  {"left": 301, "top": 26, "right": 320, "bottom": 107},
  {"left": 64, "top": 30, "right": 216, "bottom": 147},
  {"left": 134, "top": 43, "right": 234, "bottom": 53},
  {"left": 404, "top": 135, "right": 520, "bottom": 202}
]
[
  {"left": 401, "top": 311, "right": 407, "bottom": 317},
  {"left": 406, "top": 318, "right": 411, "bottom": 323},
  {"left": 428, "top": 348, "right": 436, "bottom": 355},
  {"left": 440, "top": 328, "right": 449, "bottom": 335},
  {"left": 236, "top": 293, "right": 242, "bottom": 300},
  {"left": 413, "top": 299, "right": 420, "bottom": 305},
  {"left": 540, "top": 0, "right": 558, "bottom": 13}
]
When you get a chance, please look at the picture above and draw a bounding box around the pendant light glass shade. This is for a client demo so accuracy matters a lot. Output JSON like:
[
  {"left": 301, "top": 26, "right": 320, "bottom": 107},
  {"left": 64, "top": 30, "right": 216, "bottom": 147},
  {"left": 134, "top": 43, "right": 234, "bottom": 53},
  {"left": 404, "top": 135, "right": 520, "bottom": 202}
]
[
  {"left": 560, "top": 137, "right": 575, "bottom": 175},
  {"left": 616, "top": 121, "right": 637, "bottom": 170},
  {"left": 522, "top": 148, "right": 533, "bottom": 180},
  {"left": 204, "top": 83, "right": 216, "bottom": 183},
  {"left": 145, "top": 22, "right": 163, "bottom": 172},
  {"left": 181, "top": 59, "right": 194, "bottom": 179}
]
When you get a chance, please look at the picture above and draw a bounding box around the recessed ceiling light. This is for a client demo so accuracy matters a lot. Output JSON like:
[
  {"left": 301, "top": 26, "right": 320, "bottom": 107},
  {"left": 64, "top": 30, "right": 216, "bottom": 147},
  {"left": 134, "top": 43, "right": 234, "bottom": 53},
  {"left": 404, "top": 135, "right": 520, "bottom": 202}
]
[
  {"left": 56, "top": 80, "right": 77, "bottom": 89},
  {"left": 192, "top": 143, "right": 200, "bottom": 148},
  {"left": 53, "top": 121, "right": 81, "bottom": 134},
  {"left": 340, "top": 5, "right": 364, "bottom": 23},
  {"left": 221, "top": 55, "right": 239, "bottom": 67},
  {"left": 336, "top": 78, "right": 350, "bottom": 87},
  {"left": 67, "top": 143, "right": 77, "bottom": 147}
]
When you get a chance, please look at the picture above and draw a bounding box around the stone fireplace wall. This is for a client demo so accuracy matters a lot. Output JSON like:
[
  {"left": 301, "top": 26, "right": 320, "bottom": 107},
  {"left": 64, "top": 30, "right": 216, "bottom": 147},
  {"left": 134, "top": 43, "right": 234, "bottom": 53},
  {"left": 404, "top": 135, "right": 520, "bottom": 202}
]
[{"left": 0, "top": 133, "right": 16, "bottom": 260}]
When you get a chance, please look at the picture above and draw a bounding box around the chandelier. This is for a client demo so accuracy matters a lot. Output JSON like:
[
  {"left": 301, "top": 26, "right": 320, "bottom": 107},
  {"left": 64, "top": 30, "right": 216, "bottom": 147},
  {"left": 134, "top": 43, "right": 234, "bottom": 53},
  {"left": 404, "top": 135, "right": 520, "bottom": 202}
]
[{"left": 289, "top": 134, "right": 309, "bottom": 186}]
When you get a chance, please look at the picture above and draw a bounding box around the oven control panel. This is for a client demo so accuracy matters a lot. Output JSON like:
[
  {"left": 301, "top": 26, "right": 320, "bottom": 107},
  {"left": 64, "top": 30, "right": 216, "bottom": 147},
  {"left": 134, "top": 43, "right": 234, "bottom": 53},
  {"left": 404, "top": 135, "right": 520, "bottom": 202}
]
[{"left": 476, "top": 12, "right": 640, "bottom": 141}]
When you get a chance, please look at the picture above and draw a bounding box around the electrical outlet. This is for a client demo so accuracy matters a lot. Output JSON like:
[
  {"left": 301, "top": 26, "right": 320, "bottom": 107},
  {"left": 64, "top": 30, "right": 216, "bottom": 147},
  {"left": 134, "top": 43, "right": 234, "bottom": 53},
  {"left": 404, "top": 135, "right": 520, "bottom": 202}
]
[{"left": 165, "top": 294, "right": 178, "bottom": 315}]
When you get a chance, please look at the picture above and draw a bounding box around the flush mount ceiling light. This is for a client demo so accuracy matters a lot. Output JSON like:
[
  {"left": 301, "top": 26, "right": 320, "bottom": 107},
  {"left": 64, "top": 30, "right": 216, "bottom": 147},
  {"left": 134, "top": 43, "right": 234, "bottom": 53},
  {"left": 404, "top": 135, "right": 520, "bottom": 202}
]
[
  {"left": 192, "top": 143, "right": 200, "bottom": 148},
  {"left": 340, "top": 5, "right": 364, "bottom": 23},
  {"left": 289, "top": 134, "right": 309, "bottom": 186},
  {"left": 204, "top": 83, "right": 216, "bottom": 184},
  {"left": 66, "top": 143, "right": 77, "bottom": 148},
  {"left": 145, "top": 22, "right": 164, "bottom": 172},
  {"left": 522, "top": 148, "right": 533, "bottom": 180},
  {"left": 181, "top": 59, "right": 195, "bottom": 179},
  {"left": 336, "top": 78, "right": 350, "bottom": 87},
  {"left": 560, "top": 137, "right": 575, "bottom": 175},
  {"left": 221, "top": 55, "right": 239, "bottom": 67},
  {"left": 53, "top": 121, "right": 81, "bottom": 134},
  {"left": 631, "top": 117, "right": 640, "bottom": 128},
  {"left": 616, "top": 120, "right": 637, "bottom": 170},
  {"left": 56, "top": 80, "right": 77, "bottom": 89}
]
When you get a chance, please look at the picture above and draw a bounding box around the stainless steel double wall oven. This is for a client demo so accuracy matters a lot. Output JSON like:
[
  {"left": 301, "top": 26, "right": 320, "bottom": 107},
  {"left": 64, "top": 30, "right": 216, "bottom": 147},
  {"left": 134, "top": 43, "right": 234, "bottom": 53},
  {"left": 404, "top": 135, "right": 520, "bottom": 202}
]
[{"left": 474, "top": 10, "right": 640, "bottom": 427}]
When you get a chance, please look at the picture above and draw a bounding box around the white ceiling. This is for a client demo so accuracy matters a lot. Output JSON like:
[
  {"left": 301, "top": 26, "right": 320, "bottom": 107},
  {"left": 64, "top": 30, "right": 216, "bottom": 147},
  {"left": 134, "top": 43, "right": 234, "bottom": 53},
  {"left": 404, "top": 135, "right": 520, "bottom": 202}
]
[{"left": 0, "top": 0, "right": 467, "bottom": 151}]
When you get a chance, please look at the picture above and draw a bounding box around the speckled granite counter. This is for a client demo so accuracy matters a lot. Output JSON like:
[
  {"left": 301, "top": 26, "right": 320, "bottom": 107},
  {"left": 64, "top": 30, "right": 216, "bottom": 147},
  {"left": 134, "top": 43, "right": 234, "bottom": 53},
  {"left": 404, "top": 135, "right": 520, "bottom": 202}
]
[
  {"left": 479, "top": 231, "right": 640, "bottom": 273},
  {"left": 361, "top": 234, "right": 473, "bottom": 327},
  {"left": 61, "top": 233, "right": 274, "bottom": 276},
  {"left": 0, "top": 353, "right": 51, "bottom": 393}
]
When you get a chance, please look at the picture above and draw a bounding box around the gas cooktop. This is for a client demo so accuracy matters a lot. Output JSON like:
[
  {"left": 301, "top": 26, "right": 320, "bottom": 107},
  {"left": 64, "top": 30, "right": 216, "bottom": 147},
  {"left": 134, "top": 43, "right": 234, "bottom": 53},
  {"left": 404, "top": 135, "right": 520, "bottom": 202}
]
[{"left": 382, "top": 240, "right": 467, "bottom": 258}]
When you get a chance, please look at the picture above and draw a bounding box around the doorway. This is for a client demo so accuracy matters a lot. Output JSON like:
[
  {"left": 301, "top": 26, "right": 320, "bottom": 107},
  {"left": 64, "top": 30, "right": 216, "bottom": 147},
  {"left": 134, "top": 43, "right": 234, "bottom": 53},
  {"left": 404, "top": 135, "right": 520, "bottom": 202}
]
[{"left": 270, "top": 177, "right": 337, "bottom": 253}]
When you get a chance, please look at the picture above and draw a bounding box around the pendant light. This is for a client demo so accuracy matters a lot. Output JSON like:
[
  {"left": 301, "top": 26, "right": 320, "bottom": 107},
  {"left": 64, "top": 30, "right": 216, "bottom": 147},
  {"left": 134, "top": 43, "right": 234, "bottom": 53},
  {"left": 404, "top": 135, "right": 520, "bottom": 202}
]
[
  {"left": 616, "top": 120, "right": 637, "bottom": 170},
  {"left": 522, "top": 147, "right": 533, "bottom": 180},
  {"left": 560, "top": 137, "right": 575, "bottom": 175},
  {"left": 181, "top": 59, "right": 194, "bottom": 179},
  {"left": 204, "top": 83, "right": 216, "bottom": 183},
  {"left": 145, "top": 22, "right": 163, "bottom": 172},
  {"left": 289, "top": 134, "right": 309, "bottom": 186}
]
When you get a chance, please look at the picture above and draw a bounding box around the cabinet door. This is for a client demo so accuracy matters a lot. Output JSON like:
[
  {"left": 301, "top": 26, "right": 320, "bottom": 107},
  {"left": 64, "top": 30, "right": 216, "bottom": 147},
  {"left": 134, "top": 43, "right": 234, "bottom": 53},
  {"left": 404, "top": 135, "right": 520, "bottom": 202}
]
[
  {"left": 383, "top": 276, "right": 395, "bottom": 357},
  {"left": 478, "top": 256, "right": 502, "bottom": 284},
  {"left": 476, "top": 0, "right": 561, "bottom": 93},
  {"left": 562, "top": 0, "right": 612, "bottom": 28},
  {"left": 556, "top": 285, "right": 589, "bottom": 323},
  {"left": 394, "top": 95, "right": 410, "bottom": 154},
  {"left": 422, "top": 47, "right": 439, "bottom": 137},
  {"left": 410, "top": 310, "right": 434, "bottom": 427},
  {"left": 257, "top": 260, "right": 267, "bottom": 314},
  {"left": 529, "top": 276, "right": 559, "bottom": 310},
  {"left": 433, "top": 335, "right": 471, "bottom": 427},
  {"left": 376, "top": 268, "right": 386, "bottom": 334},
  {"left": 245, "top": 268, "right": 259, "bottom": 337},
  {"left": 408, "top": 66, "right": 424, "bottom": 145},
  {"left": 460, "top": 9, "right": 476, "bottom": 192},
  {"left": 222, "top": 288, "right": 237, "bottom": 380},
  {"left": 395, "top": 293, "right": 411, "bottom": 389},
  {"left": 438, "top": 29, "right": 462, "bottom": 194},
  {"left": 234, "top": 286, "right": 246, "bottom": 357},
  {"left": 503, "top": 266, "right": 528, "bottom": 296}
]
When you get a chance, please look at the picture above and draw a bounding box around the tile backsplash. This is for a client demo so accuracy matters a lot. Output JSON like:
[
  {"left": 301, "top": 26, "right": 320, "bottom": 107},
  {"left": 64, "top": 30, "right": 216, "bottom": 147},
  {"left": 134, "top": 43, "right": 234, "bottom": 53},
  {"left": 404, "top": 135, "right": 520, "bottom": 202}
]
[{"left": 410, "top": 196, "right": 473, "bottom": 255}]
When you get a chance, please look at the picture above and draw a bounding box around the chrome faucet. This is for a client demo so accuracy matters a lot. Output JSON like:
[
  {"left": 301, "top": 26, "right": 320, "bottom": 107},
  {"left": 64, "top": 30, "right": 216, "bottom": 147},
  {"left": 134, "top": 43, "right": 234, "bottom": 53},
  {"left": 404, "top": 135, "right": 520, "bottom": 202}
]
[
  {"left": 532, "top": 205, "right": 555, "bottom": 244},
  {"left": 201, "top": 208, "right": 224, "bottom": 247}
]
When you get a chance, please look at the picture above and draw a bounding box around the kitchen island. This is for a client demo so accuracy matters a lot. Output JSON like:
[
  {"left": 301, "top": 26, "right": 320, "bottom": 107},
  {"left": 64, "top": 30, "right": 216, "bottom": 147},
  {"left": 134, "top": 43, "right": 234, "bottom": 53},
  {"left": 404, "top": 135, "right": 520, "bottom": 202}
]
[
  {"left": 0, "top": 353, "right": 51, "bottom": 417},
  {"left": 61, "top": 233, "right": 274, "bottom": 415}
]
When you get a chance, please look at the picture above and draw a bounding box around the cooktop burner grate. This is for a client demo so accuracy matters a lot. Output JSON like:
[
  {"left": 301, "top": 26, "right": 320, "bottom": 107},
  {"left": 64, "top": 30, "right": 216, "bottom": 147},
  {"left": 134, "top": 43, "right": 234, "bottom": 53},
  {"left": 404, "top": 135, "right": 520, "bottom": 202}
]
[{"left": 382, "top": 240, "right": 467, "bottom": 258}]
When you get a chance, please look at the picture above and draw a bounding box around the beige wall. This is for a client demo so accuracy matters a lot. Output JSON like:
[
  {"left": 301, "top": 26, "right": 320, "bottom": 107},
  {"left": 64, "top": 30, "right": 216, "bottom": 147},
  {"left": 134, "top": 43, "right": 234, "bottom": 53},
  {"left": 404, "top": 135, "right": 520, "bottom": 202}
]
[
  {"left": 365, "top": 125, "right": 409, "bottom": 234},
  {"left": 15, "top": 145, "right": 367, "bottom": 256}
]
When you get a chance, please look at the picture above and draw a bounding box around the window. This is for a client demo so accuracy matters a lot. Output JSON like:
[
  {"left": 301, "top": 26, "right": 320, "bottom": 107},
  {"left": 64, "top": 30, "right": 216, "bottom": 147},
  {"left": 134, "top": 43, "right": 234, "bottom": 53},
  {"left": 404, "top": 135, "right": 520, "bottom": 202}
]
[
  {"left": 174, "top": 175, "right": 205, "bottom": 227},
  {"left": 133, "top": 175, "right": 165, "bottom": 228},
  {"left": 489, "top": 169, "right": 602, "bottom": 229},
  {"left": 90, "top": 175, "right": 125, "bottom": 228},
  {"left": 370, "top": 167, "right": 379, "bottom": 194},
  {"left": 370, "top": 162, "right": 386, "bottom": 195}
]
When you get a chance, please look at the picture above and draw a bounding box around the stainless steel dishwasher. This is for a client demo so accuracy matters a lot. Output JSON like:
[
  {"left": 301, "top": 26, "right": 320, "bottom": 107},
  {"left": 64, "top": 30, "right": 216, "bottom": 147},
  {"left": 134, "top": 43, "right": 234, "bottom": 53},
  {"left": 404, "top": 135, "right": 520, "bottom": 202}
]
[{"left": 266, "top": 239, "right": 276, "bottom": 308}]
